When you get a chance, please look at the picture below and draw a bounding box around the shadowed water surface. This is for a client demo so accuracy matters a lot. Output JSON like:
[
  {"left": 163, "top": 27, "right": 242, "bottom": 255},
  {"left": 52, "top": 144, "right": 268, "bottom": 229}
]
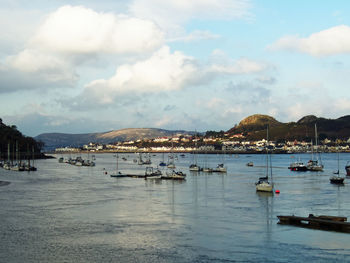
[{"left": 1, "top": 153, "right": 350, "bottom": 262}]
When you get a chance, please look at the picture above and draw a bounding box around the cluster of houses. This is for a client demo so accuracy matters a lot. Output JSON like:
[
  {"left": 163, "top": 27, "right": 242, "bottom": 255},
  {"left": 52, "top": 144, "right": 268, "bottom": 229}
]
[{"left": 54, "top": 134, "right": 350, "bottom": 153}]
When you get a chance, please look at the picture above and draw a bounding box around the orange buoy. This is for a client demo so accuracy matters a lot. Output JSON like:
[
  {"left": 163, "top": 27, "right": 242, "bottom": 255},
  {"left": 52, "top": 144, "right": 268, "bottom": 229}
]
[{"left": 275, "top": 189, "right": 280, "bottom": 194}]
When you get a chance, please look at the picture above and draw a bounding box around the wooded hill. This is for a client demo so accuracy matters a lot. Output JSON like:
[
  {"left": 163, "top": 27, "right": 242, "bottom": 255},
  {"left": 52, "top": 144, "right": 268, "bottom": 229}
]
[
  {"left": 227, "top": 114, "right": 350, "bottom": 142},
  {"left": 0, "top": 119, "right": 44, "bottom": 159}
]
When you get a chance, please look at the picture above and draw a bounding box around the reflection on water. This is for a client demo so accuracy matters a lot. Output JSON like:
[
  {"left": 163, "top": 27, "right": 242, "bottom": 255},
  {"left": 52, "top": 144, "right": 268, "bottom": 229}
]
[{"left": 0, "top": 153, "right": 350, "bottom": 262}]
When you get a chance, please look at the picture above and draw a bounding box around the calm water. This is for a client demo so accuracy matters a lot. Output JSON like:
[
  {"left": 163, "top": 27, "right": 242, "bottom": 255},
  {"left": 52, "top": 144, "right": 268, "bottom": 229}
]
[{"left": 1, "top": 153, "right": 350, "bottom": 262}]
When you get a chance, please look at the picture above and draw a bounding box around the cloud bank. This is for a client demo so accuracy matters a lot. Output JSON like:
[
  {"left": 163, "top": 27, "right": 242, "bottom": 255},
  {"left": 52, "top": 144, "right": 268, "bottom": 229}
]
[{"left": 269, "top": 25, "right": 350, "bottom": 56}]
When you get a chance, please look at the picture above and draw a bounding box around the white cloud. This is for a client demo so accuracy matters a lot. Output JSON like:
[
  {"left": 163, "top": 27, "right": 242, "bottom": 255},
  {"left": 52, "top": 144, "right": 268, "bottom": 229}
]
[
  {"left": 79, "top": 46, "right": 200, "bottom": 105},
  {"left": 129, "top": 0, "right": 252, "bottom": 31},
  {"left": 168, "top": 30, "right": 220, "bottom": 42},
  {"left": 207, "top": 97, "right": 225, "bottom": 109},
  {"left": 6, "top": 49, "right": 76, "bottom": 83},
  {"left": 268, "top": 25, "right": 350, "bottom": 56},
  {"left": 210, "top": 58, "right": 267, "bottom": 74},
  {"left": 31, "top": 5, "right": 164, "bottom": 55}
]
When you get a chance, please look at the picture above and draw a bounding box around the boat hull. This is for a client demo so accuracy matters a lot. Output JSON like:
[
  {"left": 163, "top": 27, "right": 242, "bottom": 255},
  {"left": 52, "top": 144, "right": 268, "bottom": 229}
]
[
  {"left": 256, "top": 182, "right": 273, "bottom": 192},
  {"left": 346, "top": 166, "right": 350, "bottom": 176}
]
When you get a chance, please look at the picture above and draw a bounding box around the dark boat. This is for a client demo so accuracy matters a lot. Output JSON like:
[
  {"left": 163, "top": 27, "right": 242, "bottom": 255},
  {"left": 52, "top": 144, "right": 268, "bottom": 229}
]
[
  {"left": 288, "top": 162, "right": 307, "bottom": 171},
  {"left": 330, "top": 176, "right": 344, "bottom": 184},
  {"left": 277, "top": 214, "right": 350, "bottom": 233},
  {"left": 345, "top": 161, "right": 350, "bottom": 176}
]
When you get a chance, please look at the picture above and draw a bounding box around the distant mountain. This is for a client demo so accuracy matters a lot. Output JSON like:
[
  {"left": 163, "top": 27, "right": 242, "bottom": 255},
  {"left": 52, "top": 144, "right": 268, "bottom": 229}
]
[
  {"left": 35, "top": 128, "right": 195, "bottom": 150},
  {"left": 228, "top": 114, "right": 350, "bottom": 141}
]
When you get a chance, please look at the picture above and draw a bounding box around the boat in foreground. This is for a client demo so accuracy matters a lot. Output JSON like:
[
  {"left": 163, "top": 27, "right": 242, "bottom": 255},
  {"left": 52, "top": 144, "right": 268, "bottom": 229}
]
[{"left": 277, "top": 214, "right": 350, "bottom": 233}]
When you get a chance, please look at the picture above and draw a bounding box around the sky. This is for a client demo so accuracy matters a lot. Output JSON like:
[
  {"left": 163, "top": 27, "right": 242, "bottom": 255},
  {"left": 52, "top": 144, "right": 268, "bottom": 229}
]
[{"left": 1, "top": 0, "right": 350, "bottom": 136}]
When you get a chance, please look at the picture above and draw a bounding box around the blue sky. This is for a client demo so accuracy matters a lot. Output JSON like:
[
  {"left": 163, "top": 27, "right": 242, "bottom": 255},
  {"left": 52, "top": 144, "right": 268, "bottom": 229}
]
[{"left": 1, "top": 0, "right": 350, "bottom": 136}]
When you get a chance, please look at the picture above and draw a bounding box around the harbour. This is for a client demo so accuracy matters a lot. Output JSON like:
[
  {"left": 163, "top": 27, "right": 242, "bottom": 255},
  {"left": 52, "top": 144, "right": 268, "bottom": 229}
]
[{"left": 1, "top": 152, "right": 350, "bottom": 262}]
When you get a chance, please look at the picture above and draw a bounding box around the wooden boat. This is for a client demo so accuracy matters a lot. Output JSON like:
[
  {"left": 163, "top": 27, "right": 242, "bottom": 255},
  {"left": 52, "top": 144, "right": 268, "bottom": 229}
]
[{"left": 277, "top": 214, "right": 350, "bottom": 233}]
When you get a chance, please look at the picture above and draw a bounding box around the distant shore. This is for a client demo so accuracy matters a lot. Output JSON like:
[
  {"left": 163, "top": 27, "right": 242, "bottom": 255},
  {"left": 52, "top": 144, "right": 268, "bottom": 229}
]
[{"left": 46, "top": 149, "right": 350, "bottom": 155}]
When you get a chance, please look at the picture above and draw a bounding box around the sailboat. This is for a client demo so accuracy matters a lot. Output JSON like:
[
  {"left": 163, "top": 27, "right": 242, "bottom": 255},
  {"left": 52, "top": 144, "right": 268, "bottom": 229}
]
[
  {"left": 256, "top": 127, "right": 273, "bottom": 192},
  {"left": 110, "top": 153, "right": 128, "bottom": 177},
  {"left": 167, "top": 142, "right": 176, "bottom": 168},
  {"left": 189, "top": 137, "right": 201, "bottom": 171},
  {"left": 307, "top": 124, "right": 324, "bottom": 171},
  {"left": 330, "top": 147, "right": 344, "bottom": 184},
  {"left": 159, "top": 153, "right": 166, "bottom": 167}
]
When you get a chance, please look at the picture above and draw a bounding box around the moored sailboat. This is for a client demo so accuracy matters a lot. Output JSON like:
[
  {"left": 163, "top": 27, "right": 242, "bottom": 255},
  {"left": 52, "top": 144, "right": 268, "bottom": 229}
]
[{"left": 256, "top": 127, "right": 273, "bottom": 193}]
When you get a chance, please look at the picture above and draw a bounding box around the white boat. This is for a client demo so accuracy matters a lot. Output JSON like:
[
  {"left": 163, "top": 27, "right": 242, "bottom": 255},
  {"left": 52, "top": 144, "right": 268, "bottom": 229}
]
[
  {"left": 189, "top": 164, "right": 201, "bottom": 171},
  {"left": 256, "top": 176, "right": 273, "bottom": 192},
  {"left": 162, "top": 169, "right": 186, "bottom": 180},
  {"left": 189, "top": 138, "right": 200, "bottom": 171},
  {"left": 213, "top": 163, "right": 227, "bottom": 173},
  {"left": 307, "top": 124, "right": 324, "bottom": 171},
  {"left": 256, "top": 127, "right": 273, "bottom": 193}
]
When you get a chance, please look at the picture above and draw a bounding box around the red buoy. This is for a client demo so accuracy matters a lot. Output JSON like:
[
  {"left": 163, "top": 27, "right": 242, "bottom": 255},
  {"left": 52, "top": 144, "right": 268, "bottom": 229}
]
[{"left": 275, "top": 189, "right": 280, "bottom": 194}]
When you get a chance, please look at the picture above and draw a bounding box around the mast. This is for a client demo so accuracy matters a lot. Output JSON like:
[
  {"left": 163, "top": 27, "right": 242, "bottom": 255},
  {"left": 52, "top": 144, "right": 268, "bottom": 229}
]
[{"left": 7, "top": 142, "right": 10, "bottom": 164}]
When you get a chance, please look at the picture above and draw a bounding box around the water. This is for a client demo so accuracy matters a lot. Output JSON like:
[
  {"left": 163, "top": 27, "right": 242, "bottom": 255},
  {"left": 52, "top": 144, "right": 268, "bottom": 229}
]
[{"left": 1, "top": 153, "right": 350, "bottom": 262}]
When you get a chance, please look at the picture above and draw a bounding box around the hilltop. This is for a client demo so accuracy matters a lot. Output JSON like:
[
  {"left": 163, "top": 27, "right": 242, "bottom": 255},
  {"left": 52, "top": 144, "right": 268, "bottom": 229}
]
[{"left": 228, "top": 114, "right": 350, "bottom": 141}]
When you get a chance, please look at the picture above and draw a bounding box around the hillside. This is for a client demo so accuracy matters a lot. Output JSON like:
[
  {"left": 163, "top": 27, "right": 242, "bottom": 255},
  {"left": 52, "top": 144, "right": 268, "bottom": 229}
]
[
  {"left": 228, "top": 114, "right": 350, "bottom": 141},
  {"left": 0, "top": 118, "right": 43, "bottom": 158},
  {"left": 35, "top": 128, "right": 195, "bottom": 150}
]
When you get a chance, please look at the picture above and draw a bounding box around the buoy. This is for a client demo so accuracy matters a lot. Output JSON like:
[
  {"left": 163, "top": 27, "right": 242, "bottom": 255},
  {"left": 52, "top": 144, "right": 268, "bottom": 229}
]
[
  {"left": 104, "top": 171, "right": 108, "bottom": 175},
  {"left": 275, "top": 189, "right": 280, "bottom": 194}
]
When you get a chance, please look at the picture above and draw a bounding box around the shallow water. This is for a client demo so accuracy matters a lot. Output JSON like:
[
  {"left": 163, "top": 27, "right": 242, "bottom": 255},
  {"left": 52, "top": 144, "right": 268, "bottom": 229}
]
[{"left": 1, "top": 153, "right": 350, "bottom": 262}]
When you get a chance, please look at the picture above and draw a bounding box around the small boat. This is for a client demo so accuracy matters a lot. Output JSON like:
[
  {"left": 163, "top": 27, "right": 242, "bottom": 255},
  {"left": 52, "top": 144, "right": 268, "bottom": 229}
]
[
  {"left": 345, "top": 161, "right": 350, "bottom": 176},
  {"left": 330, "top": 176, "right": 344, "bottom": 184},
  {"left": 162, "top": 169, "right": 186, "bottom": 180},
  {"left": 213, "top": 163, "right": 227, "bottom": 173},
  {"left": 330, "top": 148, "right": 344, "bottom": 184},
  {"left": 307, "top": 124, "right": 324, "bottom": 171},
  {"left": 189, "top": 164, "right": 201, "bottom": 171},
  {"left": 246, "top": 162, "right": 254, "bottom": 167},
  {"left": 288, "top": 162, "right": 307, "bottom": 171},
  {"left": 307, "top": 160, "right": 323, "bottom": 171},
  {"left": 110, "top": 172, "right": 128, "bottom": 178},
  {"left": 58, "top": 157, "right": 64, "bottom": 163},
  {"left": 202, "top": 167, "right": 213, "bottom": 173},
  {"left": 256, "top": 126, "right": 273, "bottom": 193},
  {"left": 256, "top": 176, "right": 273, "bottom": 192},
  {"left": 145, "top": 167, "right": 162, "bottom": 180}
]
